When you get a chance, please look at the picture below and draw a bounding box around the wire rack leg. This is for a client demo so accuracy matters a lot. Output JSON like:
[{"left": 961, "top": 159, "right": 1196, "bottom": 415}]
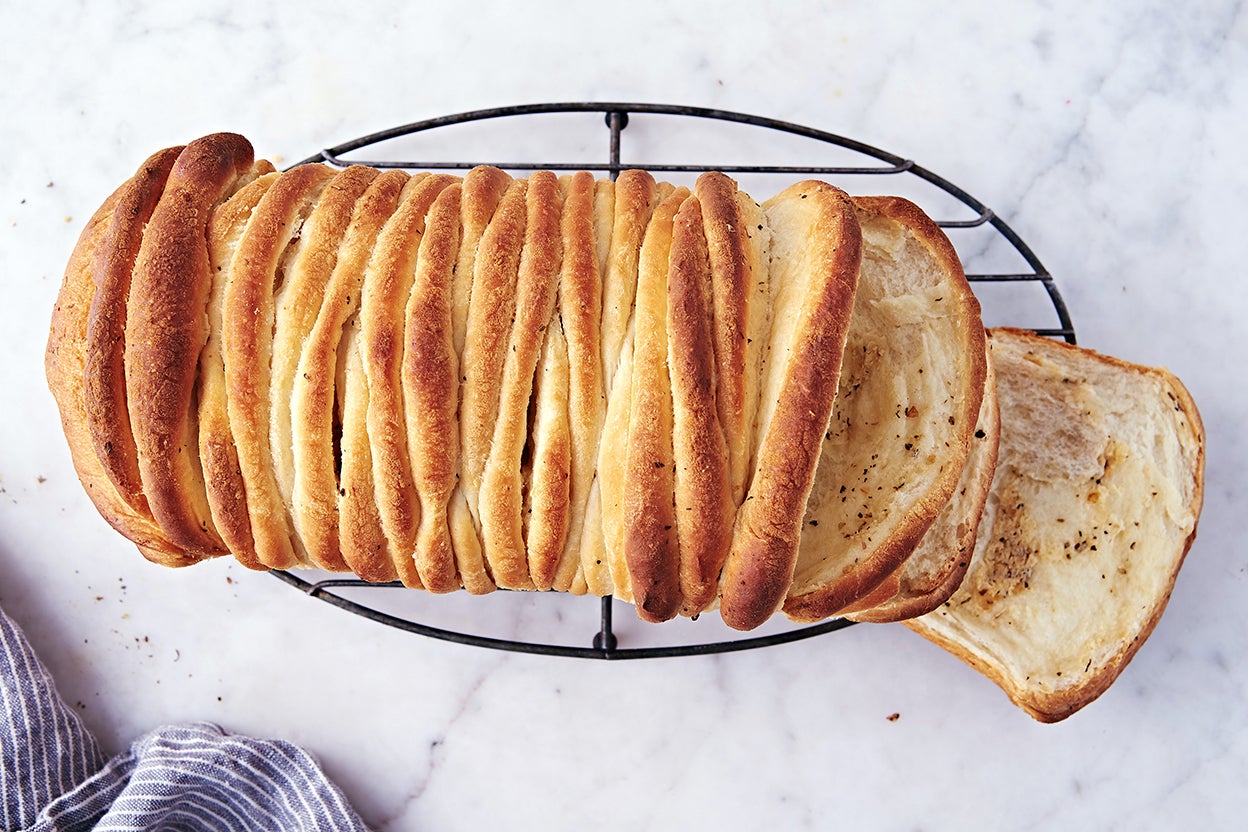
[
  {"left": 589, "top": 109, "right": 630, "bottom": 655},
  {"left": 593, "top": 596, "right": 618, "bottom": 652}
]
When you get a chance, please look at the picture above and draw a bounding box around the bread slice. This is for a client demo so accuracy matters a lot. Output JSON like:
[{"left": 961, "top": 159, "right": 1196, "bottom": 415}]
[
  {"left": 619, "top": 185, "right": 690, "bottom": 619},
  {"left": 46, "top": 173, "right": 189, "bottom": 566},
  {"left": 290, "top": 170, "right": 410, "bottom": 578},
  {"left": 850, "top": 347, "right": 1000, "bottom": 623},
  {"left": 269, "top": 165, "right": 379, "bottom": 564},
  {"left": 782, "top": 197, "right": 987, "bottom": 623},
  {"left": 403, "top": 183, "right": 465, "bottom": 593},
  {"left": 358, "top": 173, "right": 459, "bottom": 586},
  {"left": 667, "top": 195, "right": 735, "bottom": 617},
  {"left": 479, "top": 171, "right": 564, "bottom": 590},
  {"left": 717, "top": 181, "right": 862, "bottom": 631},
  {"left": 125, "top": 133, "right": 258, "bottom": 558},
  {"left": 579, "top": 170, "right": 662, "bottom": 598},
  {"left": 446, "top": 167, "right": 514, "bottom": 595},
  {"left": 450, "top": 177, "right": 529, "bottom": 591},
  {"left": 549, "top": 172, "right": 609, "bottom": 593},
  {"left": 907, "top": 328, "right": 1205, "bottom": 722},
  {"left": 82, "top": 146, "right": 183, "bottom": 520},
  {"left": 223, "top": 164, "right": 336, "bottom": 569},
  {"left": 201, "top": 171, "right": 281, "bottom": 569},
  {"left": 694, "top": 173, "right": 770, "bottom": 511}
]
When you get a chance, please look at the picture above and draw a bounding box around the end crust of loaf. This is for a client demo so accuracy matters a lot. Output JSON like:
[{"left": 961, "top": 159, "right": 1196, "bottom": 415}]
[
  {"left": 47, "top": 176, "right": 190, "bottom": 565},
  {"left": 83, "top": 146, "right": 183, "bottom": 519}
]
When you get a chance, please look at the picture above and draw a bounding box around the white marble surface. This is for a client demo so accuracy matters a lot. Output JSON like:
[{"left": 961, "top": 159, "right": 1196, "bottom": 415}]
[{"left": 2, "top": 1, "right": 1245, "bottom": 828}]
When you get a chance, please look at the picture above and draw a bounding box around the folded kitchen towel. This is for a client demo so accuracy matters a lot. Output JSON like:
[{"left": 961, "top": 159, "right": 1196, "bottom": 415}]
[{"left": 0, "top": 606, "right": 367, "bottom": 832}]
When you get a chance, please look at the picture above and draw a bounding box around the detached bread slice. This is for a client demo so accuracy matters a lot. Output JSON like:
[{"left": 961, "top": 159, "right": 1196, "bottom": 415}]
[
  {"left": 782, "top": 197, "right": 987, "bottom": 624},
  {"left": 907, "top": 328, "right": 1205, "bottom": 722}
]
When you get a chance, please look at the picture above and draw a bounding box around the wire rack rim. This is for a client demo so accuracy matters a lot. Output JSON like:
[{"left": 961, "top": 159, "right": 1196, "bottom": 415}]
[
  {"left": 315, "top": 155, "right": 918, "bottom": 177},
  {"left": 270, "top": 570, "right": 858, "bottom": 660},
  {"left": 305, "top": 101, "right": 911, "bottom": 167}
]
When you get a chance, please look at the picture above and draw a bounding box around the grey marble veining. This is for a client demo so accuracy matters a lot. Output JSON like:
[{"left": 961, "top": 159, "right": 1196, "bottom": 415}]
[{"left": 1, "top": 1, "right": 1244, "bottom": 829}]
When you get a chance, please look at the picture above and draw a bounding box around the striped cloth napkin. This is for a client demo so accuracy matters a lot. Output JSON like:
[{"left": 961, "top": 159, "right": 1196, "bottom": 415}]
[{"left": 0, "top": 606, "right": 367, "bottom": 831}]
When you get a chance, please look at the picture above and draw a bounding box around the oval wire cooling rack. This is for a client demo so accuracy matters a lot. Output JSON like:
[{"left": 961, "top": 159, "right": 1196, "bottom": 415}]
[{"left": 272, "top": 102, "right": 1076, "bottom": 659}]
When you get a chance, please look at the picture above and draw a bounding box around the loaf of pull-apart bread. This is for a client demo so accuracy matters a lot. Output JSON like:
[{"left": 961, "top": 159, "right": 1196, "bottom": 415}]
[
  {"left": 45, "top": 132, "right": 990, "bottom": 627},
  {"left": 46, "top": 131, "right": 1205, "bottom": 721}
]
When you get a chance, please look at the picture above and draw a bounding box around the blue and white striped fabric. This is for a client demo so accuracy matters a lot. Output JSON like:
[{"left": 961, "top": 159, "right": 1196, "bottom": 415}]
[{"left": 1, "top": 607, "right": 367, "bottom": 832}]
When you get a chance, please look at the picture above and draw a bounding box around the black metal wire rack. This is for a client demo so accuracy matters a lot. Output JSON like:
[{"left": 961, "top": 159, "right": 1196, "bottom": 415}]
[{"left": 273, "top": 102, "right": 1076, "bottom": 659}]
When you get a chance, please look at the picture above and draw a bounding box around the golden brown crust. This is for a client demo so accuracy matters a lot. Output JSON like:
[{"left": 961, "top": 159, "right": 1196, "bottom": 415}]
[
  {"left": 582, "top": 170, "right": 659, "bottom": 597},
  {"left": 126, "top": 133, "right": 256, "bottom": 557},
  {"left": 622, "top": 187, "right": 690, "bottom": 621},
  {"left": 291, "top": 170, "right": 410, "bottom": 577},
  {"left": 719, "top": 181, "right": 862, "bottom": 631},
  {"left": 525, "top": 316, "right": 573, "bottom": 590},
  {"left": 553, "top": 171, "right": 605, "bottom": 593},
  {"left": 83, "top": 146, "right": 182, "bottom": 518},
  {"left": 479, "top": 171, "right": 563, "bottom": 589},
  {"left": 404, "top": 183, "right": 464, "bottom": 593},
  {"left": 47, "top": 182, "right": 190, "bottom": 565},
  {"left": 223, "top": 163, "right": 335, "bottom": 569},
  {"left": 837, "top": 571, "right": 902, "bottom": 616},
  {"left": 360, "top": 173, "right": 458, "bottom": 586},
  {"left": 201, "top": 172, "right": 281, "bottom": 570},
  {"left": 782, "top": 195, "right": 987, "bottom": 623},
  {"left": 453, "top": 167, "right": 513, "bottom": 357},
  {"left": 270, "top": 165, "right": 380, "bottom": 557},
  {"left": 667, "top": 196, "right": 734, "bottom": 616},
  {"left": 694, "top": 172, "right": 763, "bottom": 508},
  {"left": 453, "top": 177, "right": 529, "bottom": 585}
]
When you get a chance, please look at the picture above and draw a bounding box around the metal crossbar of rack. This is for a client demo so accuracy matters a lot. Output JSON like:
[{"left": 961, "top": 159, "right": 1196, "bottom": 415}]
[{"left": 273, "top": 102, "right": 1076, "bottom": 659}]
